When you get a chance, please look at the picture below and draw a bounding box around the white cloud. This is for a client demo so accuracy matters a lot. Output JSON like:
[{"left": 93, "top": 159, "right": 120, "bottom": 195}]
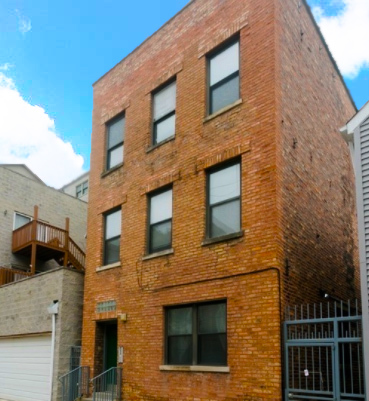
[
  {"left": 0, "top": 72, "right": 85, "bottom": 188},
  {"left": 312, "top": 0, "right": 369, "bottom": 78},
  {"left": 0, "top": 63, "right": 13, "bottom": 71},
  {"left": 15, "top": 9, "right": 31, "bottom": 34}
]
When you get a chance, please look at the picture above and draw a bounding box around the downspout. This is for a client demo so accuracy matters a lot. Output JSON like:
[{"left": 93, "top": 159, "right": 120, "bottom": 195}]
[{"left": 47, "top": 301, "right": 59, "bottom": 401}]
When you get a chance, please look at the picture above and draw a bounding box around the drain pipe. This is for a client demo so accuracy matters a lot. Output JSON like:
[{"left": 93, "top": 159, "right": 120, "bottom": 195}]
[{"left": 47, "top": 301, "right": 59, "bottom": 401}]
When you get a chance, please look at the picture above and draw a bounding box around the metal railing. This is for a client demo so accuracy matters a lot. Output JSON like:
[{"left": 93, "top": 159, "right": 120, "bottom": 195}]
[
  {"left": 59, "top": 366, "right": 90, "bottom": 401},
  {"left": 91, "top": 367, "right": 122, "bottom": 401},
  {"left": 284, "top": 299, "right": 365, "bottom": 401}
]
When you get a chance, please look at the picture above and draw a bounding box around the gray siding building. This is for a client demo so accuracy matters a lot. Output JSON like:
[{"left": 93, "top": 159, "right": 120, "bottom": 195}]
[{"left": 0, "top": 164, "right": 88, "bottom": 401}]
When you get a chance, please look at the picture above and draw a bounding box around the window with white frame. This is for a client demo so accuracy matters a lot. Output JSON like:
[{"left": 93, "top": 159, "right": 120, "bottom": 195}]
[
  {"left": 207, "top": 161, "right": 241, "bottom": 238},
  {"left": 104, "top": 208, "right": 121, "bottom": 265},
  {"left": 165, "top": 301, "right": 227, "bottom": 366},
  {"left": 148, "top": 188, "right": 172, "bottom": 253},
  {"left": 106, "top": 115, "right": 125, "bottom": 170},
  {"left": 152, "top": 80, "right": 176, "bottom": 145},
  {"left": 14, "top": 212, "right": 32, "bottom": 230},
  {"left": 208, "top": 39, "right": 240, "bottom": 115}
]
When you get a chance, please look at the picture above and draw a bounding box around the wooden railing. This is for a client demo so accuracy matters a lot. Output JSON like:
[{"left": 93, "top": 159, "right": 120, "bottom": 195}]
[
  {"left": 68, "top": 238, "right": 85, "bottom": 270},
  {"left": 12, "top": 221, "right": 33, "bottom": 249},
  {"left": 0, "top": 266, "right": 32, "bottom": 286},
  {"left": 12, "top": 220, "right": 85, "bottom": 271}
]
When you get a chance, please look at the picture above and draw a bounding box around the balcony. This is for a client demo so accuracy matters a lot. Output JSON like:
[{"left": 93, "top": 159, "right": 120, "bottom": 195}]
[{"left": 0, "top": 206, "right": 86, "bottom": 287}]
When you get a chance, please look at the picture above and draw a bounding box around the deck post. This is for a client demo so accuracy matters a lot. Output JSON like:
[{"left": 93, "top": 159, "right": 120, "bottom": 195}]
[
  {"left": 30, "top": 205, "right": 38, "bottom": 275},
  {"left": 64, "top": 218, "right": 70, "bottom": 267}
]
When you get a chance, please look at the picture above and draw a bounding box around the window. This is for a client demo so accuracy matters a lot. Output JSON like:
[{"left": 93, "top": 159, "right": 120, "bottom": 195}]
[
  {"left": 207, "top": 161, "right": 241, "bottom": 238},
  {"left": 166, "top": 301, "right": 227, "bottom": 366},
  {"left": 104, "top": 209, "right": 121, "bottom": 265},
  {"left": 14, "top": 212, "right": 31, "bottom": 230},
  {"left": 76, "top": 180, "right": 88, "bottom": 198},
  {"left": 208, "top": 39, "right": 240, "bottom": 115},
  {"left": 106, "top": 115, "right": 125, "bottom": 170},
  {"left": 148, "top": 188, "right": 172, "bottom": 253},
  {"left": 152, "top": 80, "right": 176, "bottom": 145}
]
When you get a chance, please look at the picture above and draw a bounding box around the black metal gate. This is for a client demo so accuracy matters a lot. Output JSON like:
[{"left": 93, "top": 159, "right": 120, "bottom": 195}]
[{"left": 284, "top": 300, "right": 365, "bottom": 401}]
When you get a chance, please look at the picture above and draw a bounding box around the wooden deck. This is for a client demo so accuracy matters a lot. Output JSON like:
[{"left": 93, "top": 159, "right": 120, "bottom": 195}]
[{"left": 10, "top": 206, "right": 85, "bottom": 278}]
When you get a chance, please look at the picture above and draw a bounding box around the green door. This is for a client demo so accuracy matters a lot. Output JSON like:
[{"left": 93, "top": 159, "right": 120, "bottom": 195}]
[{"left": 104, "top": 323, "right": 117, "bottom": 370}]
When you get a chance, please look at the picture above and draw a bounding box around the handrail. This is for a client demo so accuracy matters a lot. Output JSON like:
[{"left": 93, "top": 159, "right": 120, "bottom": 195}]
[
  {"left": 59, "top": 366, "right": 90, "bottom": 401},
  {"left": 0, "top": 266, "right": 32, "bottom": 286},
  {"left": 90, "top": 367, "right": 116, "bottom": 381},
  {"left": 68, "top": 237, "right": 86, "bottom": 270},
  {"left": 59, "top": 365, "right": 83, "bottom": 380},
  {"left": 91, "top": 367, "right": 122, "bottom": 401}
]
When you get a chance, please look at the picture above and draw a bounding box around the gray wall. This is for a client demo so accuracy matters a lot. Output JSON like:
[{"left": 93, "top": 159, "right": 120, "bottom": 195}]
[
  {"left": 0, "top": 268, "right": 84, "bottom": 401},
  {"left": 0, "top": 166, "right": 88, "bottom": 269}
]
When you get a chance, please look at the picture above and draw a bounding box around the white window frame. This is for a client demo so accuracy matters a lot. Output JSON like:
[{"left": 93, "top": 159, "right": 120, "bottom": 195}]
[{"left": 13, "top": 212, "right": 32, "bottom": 230}]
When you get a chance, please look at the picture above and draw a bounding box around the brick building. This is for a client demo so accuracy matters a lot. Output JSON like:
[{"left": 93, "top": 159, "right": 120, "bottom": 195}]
[{"left": 81, "top": 0, "right": 359, "bottom": 399}]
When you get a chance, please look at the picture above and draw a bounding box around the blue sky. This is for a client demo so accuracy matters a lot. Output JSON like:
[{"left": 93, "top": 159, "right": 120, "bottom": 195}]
[{"left": 0, "top": 0, "right": 368, "bottom": 187}]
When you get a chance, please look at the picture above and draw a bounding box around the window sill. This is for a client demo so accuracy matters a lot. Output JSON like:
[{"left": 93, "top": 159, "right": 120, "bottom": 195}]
[
  {"left": 202, "top": 231, "right": 244, "bottom": 246},
  {"left": 146, "top": 135, "right": 175, "bottom": 153},
  {"left": 159, "top": 365, "right": 230, "bottom": 373},
  {"left": 142, "top": 248, "right": 174, "bottom": 260},
  {"left": 96, "top": 262, "right": 121, "bottom": 272},
  {"left": 101, "top": 162, "right": 124, "bottom": 178},
  {"left": 204, "top": 99, "right": 243, "bottom": 123}
]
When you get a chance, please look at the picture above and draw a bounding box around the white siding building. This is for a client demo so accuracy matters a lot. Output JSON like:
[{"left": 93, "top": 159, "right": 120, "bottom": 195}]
[{"left": 341, "top": 100, "right": 369, "bottom": 400}]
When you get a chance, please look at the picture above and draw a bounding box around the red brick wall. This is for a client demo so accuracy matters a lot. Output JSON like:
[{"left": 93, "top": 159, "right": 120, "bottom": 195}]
[
  {"left": 275, "top": 0, "right": 359, "bottom": 308},
  {"left": 81, "top": 0, "right": 358, "bottom": 399}
]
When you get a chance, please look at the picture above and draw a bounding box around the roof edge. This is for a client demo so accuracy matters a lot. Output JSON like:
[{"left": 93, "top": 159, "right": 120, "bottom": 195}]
[
  {"left": 92, "top": 0, "right": 196, "bottom": 87},
  {"left": 301, "top": 0, "right": 357, "bottom": 112}
]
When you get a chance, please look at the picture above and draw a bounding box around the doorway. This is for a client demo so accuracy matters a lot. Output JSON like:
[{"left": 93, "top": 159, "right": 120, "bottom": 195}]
[
  {"left": 94, "top": 321, "right": 118, "bottom": 375},
  {"left": 104, "top": 322, "right": 118, "bottom": 371}
]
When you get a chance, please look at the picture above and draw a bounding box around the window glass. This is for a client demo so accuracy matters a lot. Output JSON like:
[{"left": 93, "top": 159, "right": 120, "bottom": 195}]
[
  {"left": 82, "top": 181, "right": 88, "bottom": 195},
  {"left": 208, "top": 162, "right": 241, "bottom": 239},
  {"left": 208, "top": 40, "right": 240, "bottom": 115},
  {"left": 107, "top": 116, "right": 125, "bottom": 169},
  {"left": 168, "top": 307, "right": 192, "bottom": 335},
  {"left": 108, "top": 117, "right": 125, "bottom": 148},
  {"left": 104, "top": 209, "right": 121, "bottom": 265},
  {"left": 150, "top": 221, "right": 172, "bottom": 251},
  {"left": 109, "top": 145, "right": 124, "bottom": 168},
  {"left": 14, "top": 213, "right": 31, "bottom": 230},
  {"left": 210, "top": 41, "right": 239, "bottom": 86},
  {"left": 153, "top": 81, "right": 176, "bottom": 121},
  {"left": 150, "top": 189, "right": 172, "bottom": 224},
  {"left": 198, "top": 303, "right": 226, "bottom": 334},
  {"left": 198, "top": 332, "right": 227, "bottom": 365},
  {"left": 210, "top": 75, "right": 239, "bottom": 115},
  {"left": 168, "top": 336, "right": 193, "bottom": 365},
  {"left": 155, "top": 114, "right": 176, "bottom": 143},
  {"left": 210, "top": 164, "right": 240, "bottom": 205},
  {"left": 104, "top": 237, "right": 120, "bottom": 265},
  {"left": 211, "top": 200, "right": 241, "bottom": 237},
  {"left": 166, "top": 302, "right": 227, "bottom": 366},
  {"left": 76, "top": 184, "right": 82, "bottom": 198},
  {"left": 106, "top": 209, "right": 121, "bottom": 240}
]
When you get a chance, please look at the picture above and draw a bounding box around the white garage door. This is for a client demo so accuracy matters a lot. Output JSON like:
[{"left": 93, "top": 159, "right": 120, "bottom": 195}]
[{"left": 0, "top": 335, "right": 51, "bottom": 401}]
